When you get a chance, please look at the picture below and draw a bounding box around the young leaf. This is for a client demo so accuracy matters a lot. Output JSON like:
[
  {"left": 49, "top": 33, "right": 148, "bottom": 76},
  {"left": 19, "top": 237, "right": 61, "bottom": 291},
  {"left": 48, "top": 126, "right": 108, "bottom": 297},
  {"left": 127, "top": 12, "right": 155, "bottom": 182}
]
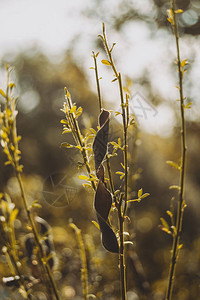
[
  {"left": 101, "top": 59, "right": 111, "bottom": 66},
  {"left": 79, "top": 175, "right": 90, "bottom": 181},
  {"left": 0, "top": 89, "right": 6, "bottom": 98},
  {"left": 138, "top": 188, "right": 143, "bottom": 198},
  {"left": 92, "top": 220, "right": 100, "bottom": 230},
  {"left": 140, "top": 193, "right": 150, "bottom": 199},
  {"left": 70, "top": 106, "right": 76, "bottom": 114},
  {"left": 166, "top": 160, "right": 181, "bottom": 170},
  {"left": 160, "top": 217, "right": 169, "bottom": 230},
  {"left": 60, "top": 142, "right": 74, "bottom": 148}
]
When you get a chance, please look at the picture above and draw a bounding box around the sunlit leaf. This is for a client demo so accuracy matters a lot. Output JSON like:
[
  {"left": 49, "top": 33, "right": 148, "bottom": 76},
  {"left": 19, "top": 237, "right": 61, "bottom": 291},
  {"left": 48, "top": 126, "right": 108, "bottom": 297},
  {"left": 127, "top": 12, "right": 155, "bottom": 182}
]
[
  {"left": 166, "top": 160, "right": 181, "bottom": 170},
  {"left": 140, "top": 193, "right": 150, "bottom": 199},
  {"left": 92, "top": 220, "right": 100, "bottom": 230},
  {"left": 79, "top": 175, "right": 90, "bottom": 181},
  {"left": 0, "top": 89, "right": 6, "bottom": 98},
  {"left": 160, "top": 217, "right": 169, "bottom": 230},
  {"left": 60, "top": 142, "right": 74, "bottom": 148},
  {"left": 70, "top": 106, "right": 76, "bottom": 114},
  {"left": 138, "top": 188, "right": 143, "bottom": 198},
  {"left": 101, "top": 59, "right": 111, "bottom": 66}
]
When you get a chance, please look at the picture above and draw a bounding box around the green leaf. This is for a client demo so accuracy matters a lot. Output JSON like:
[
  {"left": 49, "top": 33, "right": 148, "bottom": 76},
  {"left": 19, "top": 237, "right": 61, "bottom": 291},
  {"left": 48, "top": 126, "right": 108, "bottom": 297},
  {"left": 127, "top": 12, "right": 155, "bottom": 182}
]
[
  {"left": 140, "top": 193, "right": 150, "bottom": 199},
  {"left": 118, "top": 138, "right": 121, "bottom": 147},
  {"left": 159, "top": 225, "right": 172, "bottom": 235},
  {"left": 75, "top": 107, "right": 83, "bottom": 118},
  {"left": 90, "top": 128, "right": 97, "bottom": 134},
  {"left": 166, "top": 160, "right": 181, "bottom": 170},
  {"left": 92, "top": 220, "right": 100, "bottom": 230},
  {"left": 129, "top": 118, "right": 135, "bottom": 126},
  {"left": 160, "top": 217, "right": 169, "bottom": 230},
  {"left": 166, "top": 210, "right": 173, "bottom": 218},
  {"left": 127, "top": 199, "right": 140, "bottom": 203},
  {"left": 178, "top": 244, "right": 183, "bottom": 250},
  {"left": 0, "top": 89, "right": 6, "bottom": 98},
  {"left": 70, "top": 106, "right": 76, "bottom": 114},
  {"left": 9, "top": 208, "right": 18, "bottom": 225},
  {"left": 116, "top": 171, "right": 125, "bottom": 179},
  {"left": 62, "top": 128, "right": 72, "bottom": 134},
  {"left": 8, "top": 83, "right": 15, "bottom": 89},
  {"left": 115, "top": 111, "right": 121, "bottom": 116},
  {"left": 138, "top": 188, "right": 143, "bottom": 198},
  {"left": 101, "top": 59, "right": 111, "bottom": 66},
  {"left": 110, "top": 141, "right": 119, "bottom": 148},
  {"left": 79, "top": 175, "right": 90, "bottom": 181},
  {"left": 175, "top": 9, "right": 183, "bottom": 14},
  {"left": 184, "top": 102, "right": 192, "bottom": 109},
  {"left": 31, "top": 200, "right": 42, "bottom": 209},
  {"left": 60, "top": 142, "right": 74, "bottom": 148},
  {"left": 124, "top": 241, "right": 133, "bottom": 245},
  {"left": 169, "top": 185, "right": 180, "bottom": 190},
  {"left": 60, "top": 119, "right": 68, "bottom": 124}
]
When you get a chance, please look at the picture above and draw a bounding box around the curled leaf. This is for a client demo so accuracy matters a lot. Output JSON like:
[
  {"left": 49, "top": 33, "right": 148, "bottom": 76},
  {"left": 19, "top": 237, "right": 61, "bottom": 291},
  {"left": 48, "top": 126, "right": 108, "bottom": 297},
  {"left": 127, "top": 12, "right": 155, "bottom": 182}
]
[
  {"left": 94, "top": 180, "right": 119, "bottom": 253},
  {"left": 97, "top": 214, "right": 119, "bottom": 253}
]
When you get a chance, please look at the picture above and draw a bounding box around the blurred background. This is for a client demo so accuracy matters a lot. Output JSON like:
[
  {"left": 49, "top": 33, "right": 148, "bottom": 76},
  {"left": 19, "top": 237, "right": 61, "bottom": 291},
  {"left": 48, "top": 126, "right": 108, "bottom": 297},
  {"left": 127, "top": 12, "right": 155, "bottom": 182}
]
[{"left": 0, "top": 0, "right": 199, "bottom": 299}]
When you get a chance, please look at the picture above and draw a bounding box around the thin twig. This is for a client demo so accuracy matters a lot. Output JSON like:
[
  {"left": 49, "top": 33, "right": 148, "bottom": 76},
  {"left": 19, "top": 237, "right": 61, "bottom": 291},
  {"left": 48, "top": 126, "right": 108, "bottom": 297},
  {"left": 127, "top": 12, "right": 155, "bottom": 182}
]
[
  {"left": 3, "top": 71, "right": 61, "bottom": 300},
  {"left": 166, "top": 1, "right": 187, "bottom": 299},
  {"left": 101, "top": 24, "right": 128, "bottom": 300},
  {"left": 70, "top": 223, "right": 88, "bottom": 300}
]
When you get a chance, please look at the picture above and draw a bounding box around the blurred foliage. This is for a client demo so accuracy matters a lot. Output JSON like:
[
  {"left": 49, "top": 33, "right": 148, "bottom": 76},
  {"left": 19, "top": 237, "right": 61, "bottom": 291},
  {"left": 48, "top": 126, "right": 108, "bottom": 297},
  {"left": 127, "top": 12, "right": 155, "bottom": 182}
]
[
  {"left": 85, "top": 0, "right": 200, "bottom": 35},
  {"left": 0, "top": 1, "right": 200, "bottom": 297},
  {"left": 0, "top": 49, "right": 199, "bottom": 299}
]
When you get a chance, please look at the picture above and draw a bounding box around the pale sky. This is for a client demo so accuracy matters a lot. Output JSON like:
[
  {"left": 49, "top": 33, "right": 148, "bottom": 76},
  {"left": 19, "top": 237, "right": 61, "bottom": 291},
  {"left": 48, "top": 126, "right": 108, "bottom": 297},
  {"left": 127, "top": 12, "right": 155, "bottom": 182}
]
[{"left": 0, "top": 0, "right": 199, "bottom": 137}]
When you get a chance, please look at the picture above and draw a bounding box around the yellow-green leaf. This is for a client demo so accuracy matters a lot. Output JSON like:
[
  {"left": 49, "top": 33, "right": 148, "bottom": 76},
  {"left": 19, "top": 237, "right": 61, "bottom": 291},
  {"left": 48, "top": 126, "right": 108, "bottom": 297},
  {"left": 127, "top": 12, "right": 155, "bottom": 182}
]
[
  {"left": 92, "top": 220, "right": 100, "bottom": 230},
  {"left": 138, "top": 188, "right": 143, "bottom": 198},
  {"left": 140, "top": 193, "right": 150, "bottom": 199},
  {"left": 0, "top": 89, "right": 6, "bottom": 98},
  {"left": 70, "top": 106, "right": 76, "bottom": 114},
  {"left": 78, "top": 175, "right": 89, "bottom": 181},
  {"left": 175, "top": 9, "right": 183, "bottom": 14},
  {"left": 101, "top": 59, "right": 111, "bottom": 66},
  {"left": 9, "top": 208, "right": 18, "bottom": 225},
  {"left": 160, "top": 217, "right": 169, "bottom": 230},
  {"left": 169, "top": 185, "right": 180, "bottom": 190},
  {"left": 166, "top": 160, "right": 181, "bottom": 170},
  {"left": 166, "top": 210, "right": 173, "bottom": 218}
]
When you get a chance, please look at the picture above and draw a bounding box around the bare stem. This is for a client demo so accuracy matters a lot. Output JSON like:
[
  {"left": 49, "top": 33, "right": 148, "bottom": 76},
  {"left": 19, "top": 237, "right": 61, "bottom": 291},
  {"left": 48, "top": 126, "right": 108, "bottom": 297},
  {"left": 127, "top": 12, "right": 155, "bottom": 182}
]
[
  {"left": 92, "top": 51, "right": 102, "bottom": 111},
  {"left": 166, "top": 1, "right": 187, "bottom": 299},
  {"left": 16, "top": 172, "right": 61, "bottom": 300},
  {"left": 70, "top": 223, "right": 88, "bottom": 300},
  {"left": 101, "top": 24, "right": 128, "bottom": 300}
]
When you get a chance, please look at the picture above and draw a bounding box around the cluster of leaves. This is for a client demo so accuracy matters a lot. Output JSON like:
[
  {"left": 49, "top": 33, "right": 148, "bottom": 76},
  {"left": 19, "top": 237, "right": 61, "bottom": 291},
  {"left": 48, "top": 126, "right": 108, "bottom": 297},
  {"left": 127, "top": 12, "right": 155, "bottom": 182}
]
[
  {"left": 0, "top": 67, "right": 60, "bottom": 299},
  {"left": 0, "top": 66, "right": 23, "bottom": 173}
]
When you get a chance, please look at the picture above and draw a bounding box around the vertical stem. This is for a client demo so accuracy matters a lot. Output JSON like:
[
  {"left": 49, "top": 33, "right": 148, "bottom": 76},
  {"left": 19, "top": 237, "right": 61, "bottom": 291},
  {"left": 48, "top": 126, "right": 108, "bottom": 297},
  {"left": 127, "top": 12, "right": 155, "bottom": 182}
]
[
  {"left": 101, "top": 25, "right": 128, "bottom": 300},
  {"left": 166, "top": 1, "right": 187, "bottom": 299},
  {"left": 3, "top": 69, "right": 61, "bottom": 300},
  {"left": 92, "top": 52, "right": 102, "bottom": 111},
  {"left": 118, "top": 206, "right": 126, "bottom": 300},
  {"left": 16, "top": 172, "right": 61, "bottom": 300},
  {"left": 91, "top": 51, "right": 115, "bottom": 196},
  {"left": 70, "top": 223, "right": 88, "bottom": 300}
]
